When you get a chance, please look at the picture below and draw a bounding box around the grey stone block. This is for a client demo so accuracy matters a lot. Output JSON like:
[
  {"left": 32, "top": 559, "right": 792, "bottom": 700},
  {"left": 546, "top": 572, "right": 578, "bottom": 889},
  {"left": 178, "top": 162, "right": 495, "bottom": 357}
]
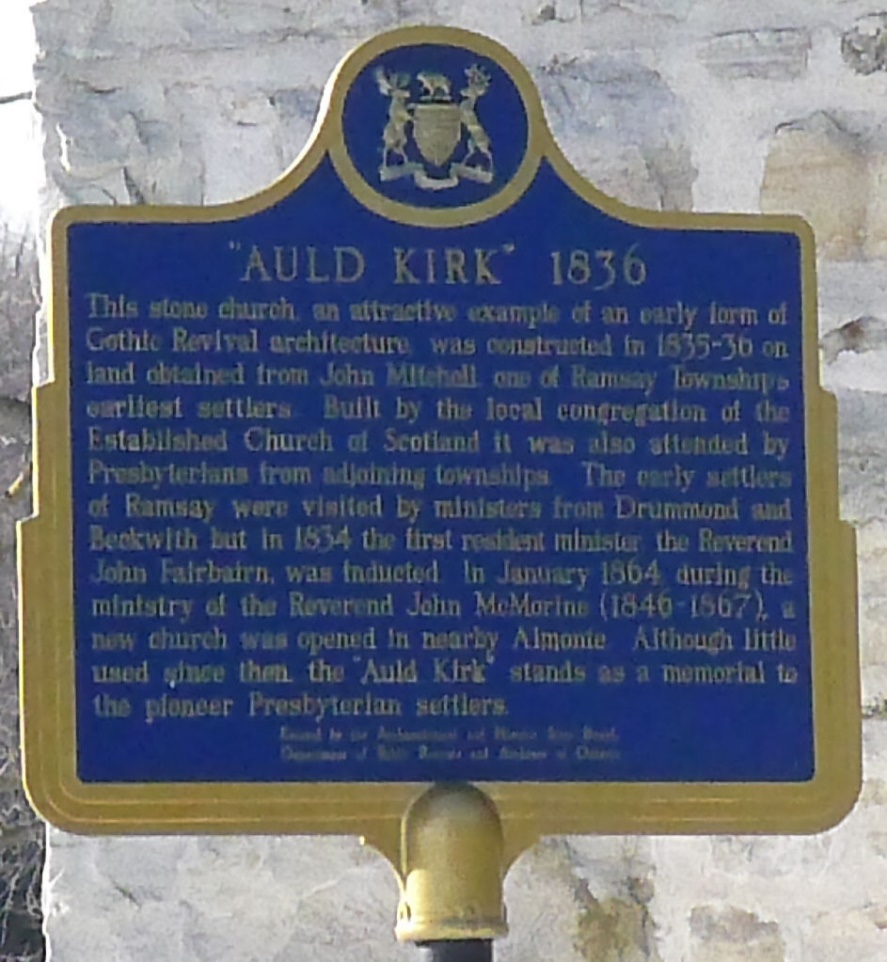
[
  {"left": 536, "top": 56, "right": 695, "bottom": 210},
  {"left": 699, "top": 29, "right": 810, "bottom": 80},
  {"left": 842, "top": 13, "right": 887, "bottom": 76}
]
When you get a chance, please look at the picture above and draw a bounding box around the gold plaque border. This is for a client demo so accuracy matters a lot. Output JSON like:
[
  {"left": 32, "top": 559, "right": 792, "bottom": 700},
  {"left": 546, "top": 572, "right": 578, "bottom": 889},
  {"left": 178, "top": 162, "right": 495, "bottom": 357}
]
[{"left": 20, "top": 26, "right": 860, "bottom": 851}]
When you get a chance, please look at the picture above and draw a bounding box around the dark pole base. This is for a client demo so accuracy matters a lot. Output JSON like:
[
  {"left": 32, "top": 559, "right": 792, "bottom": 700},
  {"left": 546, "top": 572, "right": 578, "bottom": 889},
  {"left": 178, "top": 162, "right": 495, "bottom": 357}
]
[{"left": 416, "top": 940, "right": 493, "bottom": 962}]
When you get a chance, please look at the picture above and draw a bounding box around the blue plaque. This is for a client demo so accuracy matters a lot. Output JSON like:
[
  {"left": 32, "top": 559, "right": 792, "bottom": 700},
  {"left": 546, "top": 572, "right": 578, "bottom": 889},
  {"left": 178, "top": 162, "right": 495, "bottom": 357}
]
[{"left": 20, "top": 26, "right": 859, "bottom": 837}]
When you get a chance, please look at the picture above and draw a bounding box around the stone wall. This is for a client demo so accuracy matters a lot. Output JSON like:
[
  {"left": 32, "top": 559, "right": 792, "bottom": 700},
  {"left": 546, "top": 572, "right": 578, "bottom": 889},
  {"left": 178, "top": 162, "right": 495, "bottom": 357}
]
[{"left": 25, "top": 1, "right": 887, "bottom": 959}]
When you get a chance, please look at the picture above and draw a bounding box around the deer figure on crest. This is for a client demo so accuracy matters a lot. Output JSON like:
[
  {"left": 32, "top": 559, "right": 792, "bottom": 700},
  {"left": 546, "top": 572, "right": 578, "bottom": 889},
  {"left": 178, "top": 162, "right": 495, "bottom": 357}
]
[
  {"left": 460, "top": 64, "right": 493, "bottom": 171},
  {"left": 375, "top": 68, "right": 413, "bottom": 173}
]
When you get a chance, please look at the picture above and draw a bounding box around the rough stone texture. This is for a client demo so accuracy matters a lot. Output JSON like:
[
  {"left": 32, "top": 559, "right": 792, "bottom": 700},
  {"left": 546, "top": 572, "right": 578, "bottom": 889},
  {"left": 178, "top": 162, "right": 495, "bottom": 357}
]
[
  {"left": 837, "top": 391, "right": 887, "bottom": 527},
  {"left": 536, "top": 57, "right": 695, "bottom": 211},
  {"left": 817, "top": 264, "right": 887, "bottom": 402},
  {"left": 505, "top": 838, "right": 659, "bottom": 962},
  {"left": 689, "top": 906, "right": 785, "bottom": 962},
  {"left": 650, "top": 722, "right": 887, "bottom": 961},
  {"left": 822, "top": 315, "right": 887, "bottom": 365},
  {"left": 822, "top": 316, "right": 887, "bottom": 394},
  {"left": 842, "top": 13, "right": 887, "bottom": 76},
  {"left": 44, "top": 833, "right": 413, "bottom": 962},
  {"left": 862, "top": 152, "right": 887, "bottom": 259},
  {"left": 858, "top": 525, "right": 887, "bottom": 713},
  {"left": 22, "top": 1, "right": 887, "bottom": 961},
  {"left": 838, "top": 393, "right": 887, "bottom": 707},
  {"left": 699, "top": 29, "right": 811, "bottom": 80},
  {"left": 761, "top": 114, "right": 887, "bottom": 263},
  {"left": 761, "top": 112, "right": 868, "bottom": 260}
]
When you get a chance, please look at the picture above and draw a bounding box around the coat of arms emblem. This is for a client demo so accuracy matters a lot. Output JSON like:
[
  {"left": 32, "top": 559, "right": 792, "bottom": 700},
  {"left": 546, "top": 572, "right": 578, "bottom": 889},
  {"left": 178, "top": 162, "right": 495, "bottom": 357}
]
[{"left": 375, "top": 64, "right": 494, "bottom": 190}]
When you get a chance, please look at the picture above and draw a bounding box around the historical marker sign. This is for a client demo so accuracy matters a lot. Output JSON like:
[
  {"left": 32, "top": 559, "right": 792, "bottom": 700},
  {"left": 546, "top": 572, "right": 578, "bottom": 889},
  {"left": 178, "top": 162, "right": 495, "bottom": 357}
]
[{"left": 21, "top": 27, "right": 859, "bottom": 837}]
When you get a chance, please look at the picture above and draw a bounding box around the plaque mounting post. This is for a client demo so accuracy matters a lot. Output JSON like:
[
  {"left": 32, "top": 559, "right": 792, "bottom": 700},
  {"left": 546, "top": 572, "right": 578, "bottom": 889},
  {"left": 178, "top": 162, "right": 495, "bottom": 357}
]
[{"left": 397, "top": 784, "right": 507, "bottom": 961}]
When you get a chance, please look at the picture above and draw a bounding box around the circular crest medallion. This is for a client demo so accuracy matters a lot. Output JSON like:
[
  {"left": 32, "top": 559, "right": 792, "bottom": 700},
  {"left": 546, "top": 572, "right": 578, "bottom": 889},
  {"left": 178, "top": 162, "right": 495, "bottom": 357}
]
[{"left": 329, "top": 29, "right": 541, "bottom": 226}]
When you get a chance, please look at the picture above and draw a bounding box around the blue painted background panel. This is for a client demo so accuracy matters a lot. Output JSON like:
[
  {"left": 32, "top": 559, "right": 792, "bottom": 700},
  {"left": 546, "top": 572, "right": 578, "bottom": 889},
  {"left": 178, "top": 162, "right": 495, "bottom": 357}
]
[{"left": 68, "top": 161, "right": 812, "bottom": 784}]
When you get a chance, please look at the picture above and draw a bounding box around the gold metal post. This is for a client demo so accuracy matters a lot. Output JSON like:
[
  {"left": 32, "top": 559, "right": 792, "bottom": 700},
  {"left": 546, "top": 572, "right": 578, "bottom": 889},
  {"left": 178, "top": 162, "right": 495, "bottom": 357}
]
[{"left": 396, "top": 783, "right": 508, "bottom": 953}]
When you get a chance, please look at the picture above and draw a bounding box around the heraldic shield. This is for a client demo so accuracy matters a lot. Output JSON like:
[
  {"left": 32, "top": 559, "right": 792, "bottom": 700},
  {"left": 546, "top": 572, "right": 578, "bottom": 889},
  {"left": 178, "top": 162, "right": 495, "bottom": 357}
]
[{"left": 413, "top": 103, "right": 462, "bottom": 167}]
